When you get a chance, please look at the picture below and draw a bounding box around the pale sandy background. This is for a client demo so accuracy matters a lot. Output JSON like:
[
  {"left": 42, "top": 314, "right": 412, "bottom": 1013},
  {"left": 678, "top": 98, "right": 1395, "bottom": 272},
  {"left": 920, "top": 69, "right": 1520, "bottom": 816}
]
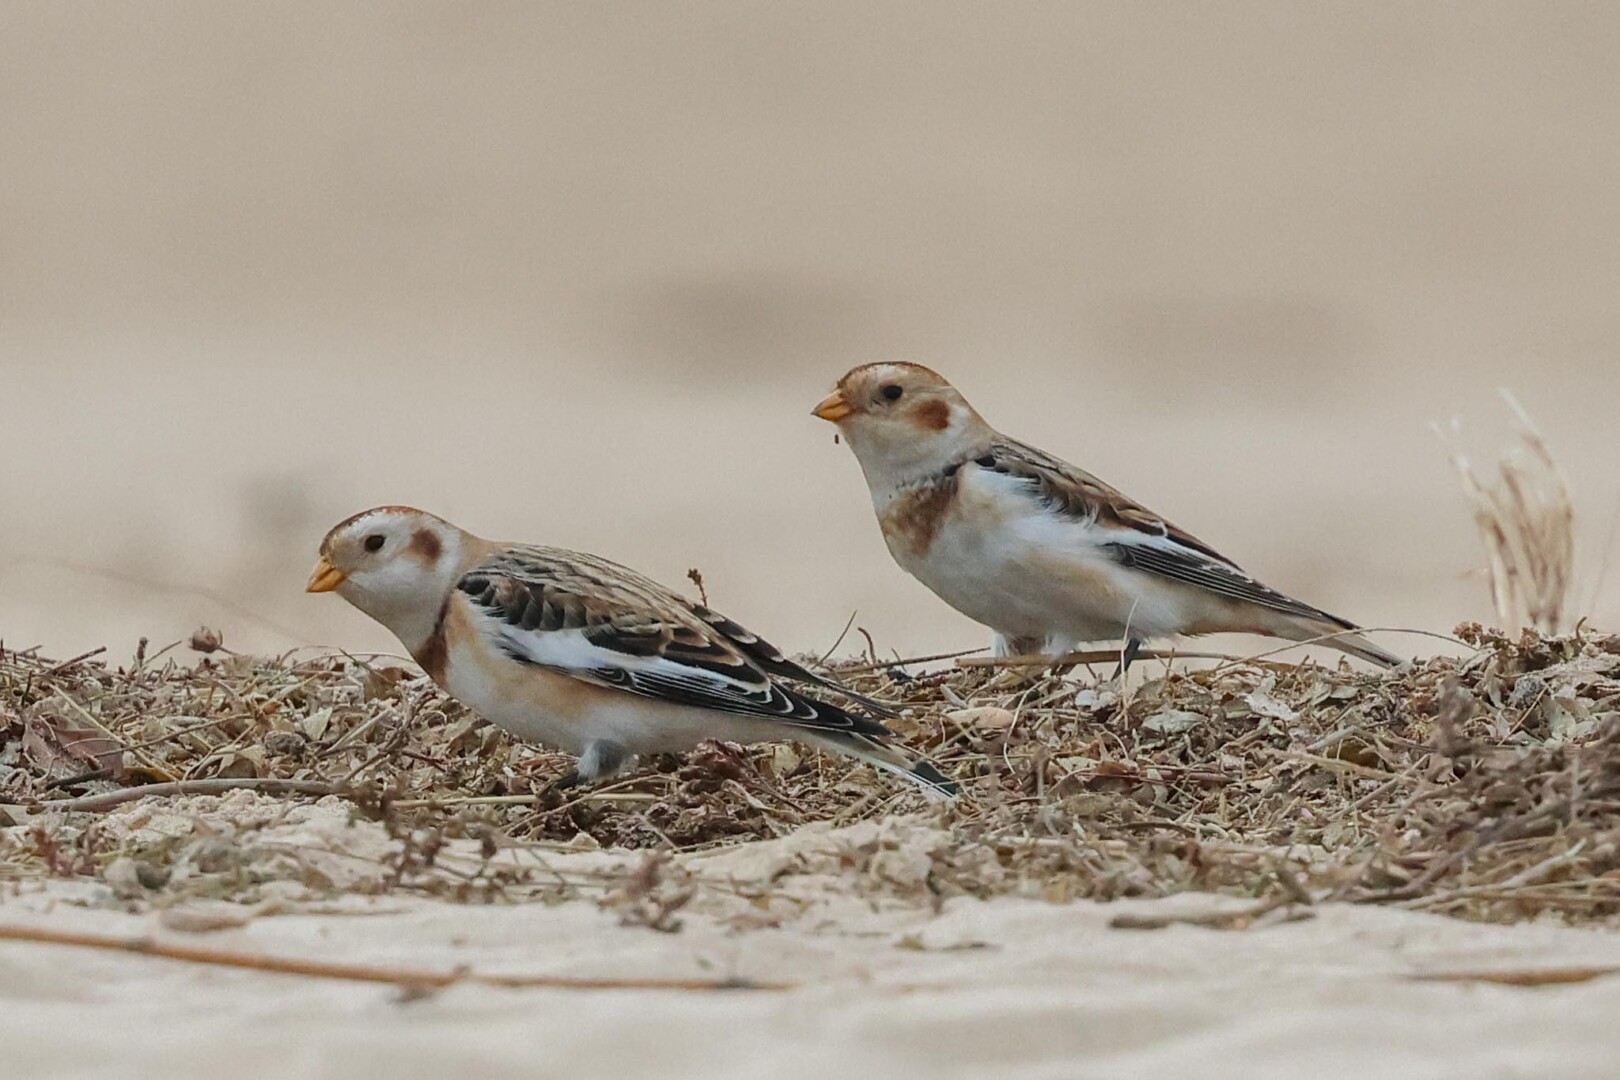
[{"left": 4, "top": 3, "right": 1620, "bottom": 664}]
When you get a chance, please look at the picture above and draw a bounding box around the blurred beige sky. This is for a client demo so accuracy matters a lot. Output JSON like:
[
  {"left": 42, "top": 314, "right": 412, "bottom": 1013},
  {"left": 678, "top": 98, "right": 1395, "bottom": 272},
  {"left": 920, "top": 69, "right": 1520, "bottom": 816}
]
[{"left": 3, "top": 2, "right": 1618, "bottom": 664}]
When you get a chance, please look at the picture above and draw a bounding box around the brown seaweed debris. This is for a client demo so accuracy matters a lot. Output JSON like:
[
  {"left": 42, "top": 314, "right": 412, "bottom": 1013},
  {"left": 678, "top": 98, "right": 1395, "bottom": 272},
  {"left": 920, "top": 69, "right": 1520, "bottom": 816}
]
[{"left": 4, "top": 624, "right": 1620, "bottom": 925}]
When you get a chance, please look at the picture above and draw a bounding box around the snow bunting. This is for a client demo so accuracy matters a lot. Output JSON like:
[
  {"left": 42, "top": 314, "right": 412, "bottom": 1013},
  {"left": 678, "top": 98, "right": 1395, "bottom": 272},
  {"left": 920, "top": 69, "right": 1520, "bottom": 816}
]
[
  {"left": 813, "top": 363, "right": 1400, "bottom": 669},
  {"left": 306, "top": 506, "right": 955, "bottom": 795}
]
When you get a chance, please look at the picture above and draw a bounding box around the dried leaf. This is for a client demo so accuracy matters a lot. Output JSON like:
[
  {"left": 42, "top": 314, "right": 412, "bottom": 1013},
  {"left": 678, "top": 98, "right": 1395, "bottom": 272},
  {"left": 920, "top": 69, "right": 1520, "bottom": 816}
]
[
  {"left": 948, "top": 707, "right": 1017, "bottom": 733},
  {"left": 1245, "top": 678, "right": 1298, "bottom": 722},
  {"left": 362, "top": 667, "right": 411, "bottom": 702},
  {"left": 21, "top": 713, "right": 126, "bottom": 779},
  {"left": 1143, "top": 709, "right": 1205, "bottom": 736},
  {"left": 189, "top": 627, "right": 224, "bottom": 654},
  {"left": 300, "top": 707, "right": 333, "bottom": 742}
]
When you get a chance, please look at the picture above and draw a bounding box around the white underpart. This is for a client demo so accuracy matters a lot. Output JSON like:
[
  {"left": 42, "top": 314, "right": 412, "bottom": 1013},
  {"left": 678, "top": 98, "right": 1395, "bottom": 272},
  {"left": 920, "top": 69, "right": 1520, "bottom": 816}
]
[
  {"left": 844, "top": 398, "right": 982, "bottom": 502},
  {"left": 443, "top": 604, "right": 784, "bottom": 758},
  {"left": 889, "top": 467, "right": 1212, "bottom": 653}
]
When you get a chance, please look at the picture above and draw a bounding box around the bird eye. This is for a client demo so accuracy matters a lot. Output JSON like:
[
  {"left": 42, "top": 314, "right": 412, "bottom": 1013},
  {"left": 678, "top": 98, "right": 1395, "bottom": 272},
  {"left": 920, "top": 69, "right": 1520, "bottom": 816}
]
[
  {"left": 880, "top": 384, "right": 903, "bottom": 402},
  {"left": 363, "top": 534, "right": 385, "bottom": 553}
]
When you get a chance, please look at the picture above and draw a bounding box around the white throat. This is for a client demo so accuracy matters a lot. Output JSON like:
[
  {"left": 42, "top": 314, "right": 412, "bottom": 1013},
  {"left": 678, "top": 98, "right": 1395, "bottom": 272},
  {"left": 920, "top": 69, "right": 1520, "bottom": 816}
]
[
  {"left": 845, "top": 411, "right": 988, "bottom": 512},
  {"left": 339, "top": 531, "right": 466, "bottom": 653}
]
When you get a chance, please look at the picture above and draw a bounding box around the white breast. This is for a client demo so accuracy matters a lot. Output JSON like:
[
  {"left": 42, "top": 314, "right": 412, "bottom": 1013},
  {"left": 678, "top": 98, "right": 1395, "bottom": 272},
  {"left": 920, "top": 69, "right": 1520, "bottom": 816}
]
[
  {"left": 892, "top": 466, "right": 1190, "bottom": 646},
  {"left": 438, "top": 626, "right": 588, "bottom": 755}
]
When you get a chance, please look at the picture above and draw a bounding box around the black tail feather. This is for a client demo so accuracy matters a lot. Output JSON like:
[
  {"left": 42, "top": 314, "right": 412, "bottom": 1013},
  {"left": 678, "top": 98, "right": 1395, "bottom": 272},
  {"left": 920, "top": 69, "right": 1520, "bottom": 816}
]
[{"left": 909, "top": 759, "right": 960, "bottom": 797}]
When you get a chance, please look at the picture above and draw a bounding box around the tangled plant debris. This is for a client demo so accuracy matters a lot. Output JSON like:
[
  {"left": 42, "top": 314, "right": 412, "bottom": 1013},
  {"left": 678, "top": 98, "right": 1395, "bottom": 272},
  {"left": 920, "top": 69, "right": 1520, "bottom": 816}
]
[{"left": 3, "top": 625, "right": 1620, "bottom": 926}]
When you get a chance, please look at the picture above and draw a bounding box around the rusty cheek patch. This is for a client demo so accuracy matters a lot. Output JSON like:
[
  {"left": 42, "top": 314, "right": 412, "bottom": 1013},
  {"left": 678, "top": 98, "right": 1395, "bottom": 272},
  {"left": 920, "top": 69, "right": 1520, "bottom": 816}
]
[
  {"left": 408, "top": 528, "right": 443, "bottom": 562},
  {"left": 880, "top": 481, "right": 957, "bottom": 558},
  {"left": 912, "top": 398, "right": 951, "bottom": 431}
]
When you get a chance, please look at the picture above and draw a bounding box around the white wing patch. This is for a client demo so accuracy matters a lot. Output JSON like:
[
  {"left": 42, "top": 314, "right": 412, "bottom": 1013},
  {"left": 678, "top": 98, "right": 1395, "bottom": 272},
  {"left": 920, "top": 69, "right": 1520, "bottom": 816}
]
[
  {"left": 456, "top": 558, "right": 894, "bottom": 733},
  {"left": 491, "top": 616, "right": 770, "bottom": 701},
  {"left": 470, "top": 607, "right": 837, "bottom": 725}
]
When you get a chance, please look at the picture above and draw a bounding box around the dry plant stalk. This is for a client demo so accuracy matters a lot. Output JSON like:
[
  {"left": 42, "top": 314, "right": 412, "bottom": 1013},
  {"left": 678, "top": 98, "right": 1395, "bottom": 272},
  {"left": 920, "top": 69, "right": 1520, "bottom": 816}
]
[
  {"left": 0, "top": 924, "right": 785, "bottom": 992},
  {"left": 1440, "top": 391, "right": 1576, "bottom": 634}
]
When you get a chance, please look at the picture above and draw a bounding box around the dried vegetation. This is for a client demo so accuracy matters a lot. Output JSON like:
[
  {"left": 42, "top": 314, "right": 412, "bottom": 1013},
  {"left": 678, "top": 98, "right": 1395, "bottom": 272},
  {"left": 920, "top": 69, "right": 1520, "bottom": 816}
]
[
  {"left": 5, "top": 622, "right": 1620, "bottom": 926},
  {"left": 1439, "top": 390, "right": 1578, "bottom": 635}
]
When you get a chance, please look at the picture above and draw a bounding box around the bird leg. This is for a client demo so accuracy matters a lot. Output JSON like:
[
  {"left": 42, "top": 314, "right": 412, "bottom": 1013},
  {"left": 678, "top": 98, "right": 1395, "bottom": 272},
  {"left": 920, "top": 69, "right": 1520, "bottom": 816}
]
[
  {"left": 1111, "top": 637, "right": 1144, "bottom": 681},
  {"left": 539, "top": 740, "right": 631, "bottom": 802},
  {"left": 993, "top": 632, "right": 1045, "bottom": 658},
  {"left": 575, "top": 739, "right": 632, "bottom": 783},
  {"left": 988, "top": 632, "right": 1054, "bottom": 687}
]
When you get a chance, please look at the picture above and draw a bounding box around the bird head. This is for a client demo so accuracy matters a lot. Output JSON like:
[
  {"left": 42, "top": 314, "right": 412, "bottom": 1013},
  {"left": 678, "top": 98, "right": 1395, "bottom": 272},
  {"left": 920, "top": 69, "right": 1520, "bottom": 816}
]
[
  {"left": 813, "top": 362, "right": 991, "bottom": 486},
  {"left": 306, "top": 505, "right": 466, "bottom": 645}
]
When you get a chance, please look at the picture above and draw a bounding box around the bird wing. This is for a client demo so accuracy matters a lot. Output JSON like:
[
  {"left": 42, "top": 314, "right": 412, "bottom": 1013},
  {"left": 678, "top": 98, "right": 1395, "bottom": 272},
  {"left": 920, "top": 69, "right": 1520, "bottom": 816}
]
[
  {"left": 677, "top": 601, "right": 900, "bottom": 718},
  {"left": 974, "top": 439, "right": 1354, "bottom": 628},
  {"left": 455, "top": 546, "right": 895, "bottom": 736}
]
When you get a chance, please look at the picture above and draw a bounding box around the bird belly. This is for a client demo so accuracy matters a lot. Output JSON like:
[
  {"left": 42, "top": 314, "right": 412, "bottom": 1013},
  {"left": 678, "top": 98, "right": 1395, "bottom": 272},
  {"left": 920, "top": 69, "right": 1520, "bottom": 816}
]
[
  {"left": 439, "top": 633, "right": 784, "bottom": 758},
  {"left": 439, "top": 635, "right": 591, "bottom": 754},
  {"left": 897, "top": 476, "right": 1190, "bottom": 646}
]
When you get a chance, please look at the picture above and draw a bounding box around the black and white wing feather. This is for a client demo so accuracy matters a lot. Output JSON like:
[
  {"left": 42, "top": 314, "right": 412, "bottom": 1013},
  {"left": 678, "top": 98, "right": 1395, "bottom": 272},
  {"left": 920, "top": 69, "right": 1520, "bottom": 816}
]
[
  {"left": 455, "top": 546, "right": 896, "bottom": 738},
  {"left": 973, "top": 439, "right": 1353, "bottom": 628},
  {"left": 1102, "top": 538, "right": 1352, "bottom": 628}
]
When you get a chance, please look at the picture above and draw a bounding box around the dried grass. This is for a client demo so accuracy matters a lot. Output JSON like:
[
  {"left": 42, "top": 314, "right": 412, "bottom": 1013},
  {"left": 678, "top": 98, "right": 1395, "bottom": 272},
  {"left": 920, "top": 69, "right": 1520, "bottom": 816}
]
[
  {"left": 5, "top": 623, "right": 1620, "bottom": 926},
  {"left": 1440, "top": 391, "right": 1577, "bottom": 634}
]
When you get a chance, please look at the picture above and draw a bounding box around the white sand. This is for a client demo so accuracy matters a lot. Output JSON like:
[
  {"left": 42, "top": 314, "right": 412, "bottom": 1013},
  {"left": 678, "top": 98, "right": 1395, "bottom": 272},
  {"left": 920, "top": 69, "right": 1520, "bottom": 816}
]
[{"left": 4, "top": 797, "right": 1620, "bottom": 1079}]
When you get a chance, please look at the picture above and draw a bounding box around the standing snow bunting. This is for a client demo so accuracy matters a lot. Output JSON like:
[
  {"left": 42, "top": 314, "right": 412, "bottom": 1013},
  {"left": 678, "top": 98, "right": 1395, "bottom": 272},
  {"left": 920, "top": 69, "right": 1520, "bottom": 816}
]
[
  {"left": 813, "top": 363, "right": 1399, "bottom": 670},
  {"left": 307, "top": 506, "right": 954, "bottom": 795}
]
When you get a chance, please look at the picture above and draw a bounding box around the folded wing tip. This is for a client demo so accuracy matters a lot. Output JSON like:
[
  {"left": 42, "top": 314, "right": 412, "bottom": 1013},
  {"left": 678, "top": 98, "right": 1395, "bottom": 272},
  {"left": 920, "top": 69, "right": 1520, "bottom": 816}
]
[{"left": 908, "top": 759, "right": 960, "bottom": 798}]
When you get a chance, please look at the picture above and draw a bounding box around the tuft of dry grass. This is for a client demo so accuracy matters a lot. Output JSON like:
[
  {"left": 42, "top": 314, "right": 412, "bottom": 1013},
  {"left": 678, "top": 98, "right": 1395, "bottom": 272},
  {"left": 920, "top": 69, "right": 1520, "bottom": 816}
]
[
  {"left": 5, "top": 625, "right": 1620, "bottom": 926},
  {"left": 1440, "top": 391, "right": 1577, "bottom": 635}
]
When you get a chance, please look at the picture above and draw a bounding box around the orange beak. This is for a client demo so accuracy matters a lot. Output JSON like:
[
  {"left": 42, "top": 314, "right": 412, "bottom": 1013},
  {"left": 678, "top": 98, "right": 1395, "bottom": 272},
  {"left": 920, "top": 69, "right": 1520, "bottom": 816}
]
[
  {"left": 812, "top": 389, "right": 854, "bottom": 423},
  {"left": 305, "top": 556, "right": 347, "bottom": 593}
]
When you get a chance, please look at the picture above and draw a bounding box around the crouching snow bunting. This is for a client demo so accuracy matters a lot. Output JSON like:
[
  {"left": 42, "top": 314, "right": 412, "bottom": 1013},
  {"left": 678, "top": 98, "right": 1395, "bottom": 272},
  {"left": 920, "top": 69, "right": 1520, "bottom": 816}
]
[
  {"left": 306, "top": 506, "right": 955, "bottom": 795},
  {"left": 813, "top": 363, "right": 1400, "bottom": 670}
]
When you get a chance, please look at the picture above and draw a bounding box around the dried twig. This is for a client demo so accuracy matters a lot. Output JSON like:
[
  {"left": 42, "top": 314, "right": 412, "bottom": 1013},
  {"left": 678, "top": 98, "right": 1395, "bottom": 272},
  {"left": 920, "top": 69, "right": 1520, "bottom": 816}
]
[
  {"left": 0, "top": 924, "right": 786, "bottom": 991},
  {"left": 840, "top": 647, "right": 986, "bottom": 673},
  {"left": 1109, "top": 893, "right": 1305, "bottom": 931},
  {"left": 684, "top": 569, "right": 709, "bottom": 608},
  {"left": 32, "top": 779, "right": 341, "bottom": 814},
  {"left": 1409, "top": 966, "right": 1620, "bottom": 987},
  {"left": 960, "top": 648, "right": 1236, "bottom": 669}
]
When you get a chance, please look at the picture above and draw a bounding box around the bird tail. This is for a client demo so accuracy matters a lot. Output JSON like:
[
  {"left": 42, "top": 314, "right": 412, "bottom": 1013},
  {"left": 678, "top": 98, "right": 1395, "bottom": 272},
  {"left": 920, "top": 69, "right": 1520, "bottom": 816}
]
[
  {"left": 1328, "top": 632, "right": 1403, "bottom": 668},
  {"left": 805, "top": 732, "right": 959, "bottom": 799},
  {"left": 1274, "top": 615, "right": 1402, "bottom": 668}
]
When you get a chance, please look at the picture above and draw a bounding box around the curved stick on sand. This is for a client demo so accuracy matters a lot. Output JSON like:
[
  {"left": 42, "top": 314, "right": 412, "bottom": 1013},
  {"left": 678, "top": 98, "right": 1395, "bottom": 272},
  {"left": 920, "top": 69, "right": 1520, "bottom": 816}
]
[{"left": 0, "top": 924, "right": 789, "bottom": 992}]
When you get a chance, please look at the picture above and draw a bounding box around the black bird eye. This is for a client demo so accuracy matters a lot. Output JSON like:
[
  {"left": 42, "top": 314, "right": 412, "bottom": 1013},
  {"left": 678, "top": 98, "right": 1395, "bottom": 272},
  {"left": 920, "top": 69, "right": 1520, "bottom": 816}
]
[
  {"left": 363, "top": 534, "right": 385, "bottom": 553},
  {"left": 880, "top": 384, "right": 903, "bottom": 402}
]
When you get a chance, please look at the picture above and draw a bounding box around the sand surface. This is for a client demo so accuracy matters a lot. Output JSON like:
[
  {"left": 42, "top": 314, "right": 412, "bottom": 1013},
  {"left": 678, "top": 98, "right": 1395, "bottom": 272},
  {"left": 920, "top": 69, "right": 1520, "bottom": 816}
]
[{"left": 4, "top": 796, "right": 1619, "bottom": 1080}]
